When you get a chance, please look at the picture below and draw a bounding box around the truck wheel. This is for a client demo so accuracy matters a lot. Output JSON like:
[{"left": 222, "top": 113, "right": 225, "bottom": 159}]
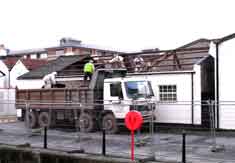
[
  {"left": 25, "top": 112, "right": 37, "bottom": 128},
  {"left": 38, "top": 112, "right": 51, "bottom": 127},
  {"left": 102, "top": 114, "right": 118, "bottom": 134},
  {"left": 79, "top": 113, "right": 94, "bottom": 132}
]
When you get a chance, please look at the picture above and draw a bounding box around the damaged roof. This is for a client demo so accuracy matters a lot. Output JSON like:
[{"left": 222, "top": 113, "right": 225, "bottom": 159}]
[
  {"left": 18, "top": 55, "right": 89, "bottom": 79},
  {"left": 124, "top": 38, "right": 211, "bottom": 72}
]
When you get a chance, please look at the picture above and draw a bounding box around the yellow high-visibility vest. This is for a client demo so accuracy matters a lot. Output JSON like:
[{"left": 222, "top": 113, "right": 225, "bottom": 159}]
[{"left": 84, "top": 63, "right": 94, "bottom": 73}]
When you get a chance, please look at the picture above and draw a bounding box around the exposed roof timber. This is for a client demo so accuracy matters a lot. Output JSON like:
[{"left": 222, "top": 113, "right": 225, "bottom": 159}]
[
  {"left": 144, "top": 63, "right": 196, "bottom": 67},
  {"left": 124, "top": 47, "right": 209, "bottom": 56},
  {"left": 125, "top": 63, "right": 194, "bottom": 72},
  {"left": 173, "top": 51, "right": 182, "bottom": 69},
  {"left": 150, "top": 51, "right": 172, "bottom": 67},
  {"left": 148, "top": 56, "right": 206, "bottom": 62},
  {"left": 130, "top": 50, "right": 208, "bottom": 64}
]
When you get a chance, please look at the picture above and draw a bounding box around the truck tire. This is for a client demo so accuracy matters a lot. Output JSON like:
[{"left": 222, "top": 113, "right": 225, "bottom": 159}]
[
  {"left": 25, "top": 112, "right": 37, "bottom": 128},
  {"left": 79, "top": 113, "right": 94, "bottom": 132},
  {"left": 38, "top": 112, "right": 51, "bottom": 127},
  {"left": 102, "top": 114, "right": 118, "bottom": 134}
]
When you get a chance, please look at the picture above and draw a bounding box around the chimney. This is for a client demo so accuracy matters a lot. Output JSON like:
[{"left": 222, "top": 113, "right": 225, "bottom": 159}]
[
  {"left": 141, "top": 48, "right": 159, "bottom": 53},
  {"left": 60, "top": 37, "right": 82, "bottom": 46}
]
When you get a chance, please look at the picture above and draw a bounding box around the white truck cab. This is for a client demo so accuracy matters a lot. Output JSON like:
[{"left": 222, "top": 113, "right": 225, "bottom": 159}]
[{"left": 103, "top": 77, "right": 155, "bottom": 121}]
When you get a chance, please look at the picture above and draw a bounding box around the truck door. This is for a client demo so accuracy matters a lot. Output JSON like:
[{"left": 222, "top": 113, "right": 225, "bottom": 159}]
[{"left": 104, "top": 82, "right": 127, "bottom": 119}]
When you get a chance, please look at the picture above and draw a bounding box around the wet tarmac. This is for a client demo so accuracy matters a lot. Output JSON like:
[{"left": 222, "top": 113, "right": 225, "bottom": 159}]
[{"left": 0, "top": 122, "right": 235, "bottom": 163}]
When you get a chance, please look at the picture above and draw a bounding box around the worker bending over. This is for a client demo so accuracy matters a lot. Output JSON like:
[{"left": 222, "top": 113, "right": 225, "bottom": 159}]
[
  {"left": 42, "top": 72, "right": 57, "bottom": 88},
  {"left": 109, "top": 54, "right": 125, "bottom": 68}
]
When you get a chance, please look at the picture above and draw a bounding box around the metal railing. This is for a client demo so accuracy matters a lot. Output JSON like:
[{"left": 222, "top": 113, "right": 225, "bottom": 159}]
[{"left": 0, "top": 100, "right": 235, "bottom": 162}]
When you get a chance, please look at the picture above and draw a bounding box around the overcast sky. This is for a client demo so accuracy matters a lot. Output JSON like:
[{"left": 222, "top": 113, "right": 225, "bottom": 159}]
[{"left": 0, "top": 0, "right": 235, "bottom": 52}]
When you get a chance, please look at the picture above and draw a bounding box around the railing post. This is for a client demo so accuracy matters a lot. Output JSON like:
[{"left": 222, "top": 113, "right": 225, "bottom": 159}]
[
  {"left": 25, "top": 103, "right": 29, "bottom": 128},
  {"left": 44, "top": 127, "right": 47, "bottom": 149},
  {"left": 182, "top": 131, "right": 186, "bottom": 163},
  {"left": 102, "top": 128, "right": 106, "bottom": 156}
]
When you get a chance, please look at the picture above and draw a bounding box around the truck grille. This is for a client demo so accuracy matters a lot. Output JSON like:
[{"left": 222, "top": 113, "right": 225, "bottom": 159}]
[{"left": 130, "top": 104, "right": 155, "bottom": 116}]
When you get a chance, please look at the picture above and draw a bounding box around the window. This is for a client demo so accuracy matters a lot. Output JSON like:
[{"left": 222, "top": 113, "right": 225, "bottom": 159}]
[
  {"left": 159, "top": 85, "right": 177, "bottom": 102},
  {"left": 40, "top": 53, "right": 48, "bottom": 59},
  {"left": 80, "top": 49, "right": 92, "bottom": 55},
  {"left": 56, "top": 50, "right": 64, "bottom": 56},
  {"left": 110, "top": 82, "right": 123, "bottom": 99},
  {"left": 125, "top": 81, "right": 154, "bottom": 99},
  {"left": 30, "top": 54, "right": 37, "bottom": 59}
]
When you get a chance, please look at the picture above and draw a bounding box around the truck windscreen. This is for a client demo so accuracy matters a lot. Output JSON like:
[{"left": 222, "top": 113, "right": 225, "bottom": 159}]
[{"left": 125, "top": 81, "right": 154, "bottom": 99}]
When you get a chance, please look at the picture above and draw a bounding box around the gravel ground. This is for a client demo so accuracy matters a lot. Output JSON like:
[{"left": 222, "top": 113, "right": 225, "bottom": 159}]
[{"left": 0, "top": 122, "right": 235, "bottom": 163}]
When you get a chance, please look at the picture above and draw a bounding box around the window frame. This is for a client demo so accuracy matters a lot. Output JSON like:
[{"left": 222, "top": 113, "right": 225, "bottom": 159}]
[
  {"left": 159, "top": 85, "right": 177, "bottom": 102},
  {"left": 110, "top": 82, "right": 123, "bottom": 99}
]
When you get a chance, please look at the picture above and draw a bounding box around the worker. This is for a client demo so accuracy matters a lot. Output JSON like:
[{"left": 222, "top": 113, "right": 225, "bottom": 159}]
[
  {"left": 109, "top": 54, "right": 125, "bottom": 68},
  {"left": 42, "top": 72, "right": 57, "bottom": 88},
  {"left": 83, "top": 60, "right": 95, "bottom": 81},
  {"left": 133, "top": 55, "right": 145, "bottom": 72}
]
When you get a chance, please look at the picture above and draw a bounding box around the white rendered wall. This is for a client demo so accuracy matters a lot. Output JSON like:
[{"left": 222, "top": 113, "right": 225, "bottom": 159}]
[
  {"left": 0, "top": 60, "right": 9, "bottom": 88},
  {"left": 0, "top": 89, "right": 16, "bottom": 116},
  {"left": 193, "top": 65, "right": 202, "bottom": 124},
  {"left": 0, "top": 77, "right": 5, "bottom": 88},
  {"left": 129, "top": 72, "right": 201, "bottom": 124},
  {"left": 216, "top": 39, "right": 235, "bottom": 129},
  {"left": 10, "top": 60, "right": 29, "bottom": 88}
]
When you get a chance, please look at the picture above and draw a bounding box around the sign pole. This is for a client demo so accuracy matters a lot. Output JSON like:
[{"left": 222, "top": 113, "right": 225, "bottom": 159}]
[
  {"left": 131, "top": 130, "right": 134, "bottom": 161},
  {"left": 125, "top": 111, "right": 143, "bottom": 161}
]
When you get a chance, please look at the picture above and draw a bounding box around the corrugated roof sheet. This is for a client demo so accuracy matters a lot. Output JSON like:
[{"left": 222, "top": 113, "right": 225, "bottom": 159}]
[{"left": 177, "top": 39, "right": 211, "bottom": 49}]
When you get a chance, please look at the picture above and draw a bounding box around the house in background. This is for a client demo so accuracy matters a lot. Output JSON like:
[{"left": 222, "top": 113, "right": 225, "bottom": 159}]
[
  {"left": 7, "top": 37, "right": 123, "bottom": 61},
  {"left": 46, "top": 37, "right": 123, "bottom": 60},
  {"left": 10, "top": 59, "right": 47, "bottom": 88},
  {"left": 9, "top": 48, "right": 47, "bottom": 60},
  {"left": 0, "top": 57, "right": 47, "bottom": 88},
  {"left": 0, "top": 56, "right": 19, "bottom": 88},
  {"left": 0, "top": 46, "right": 17, "bottom": 122}
]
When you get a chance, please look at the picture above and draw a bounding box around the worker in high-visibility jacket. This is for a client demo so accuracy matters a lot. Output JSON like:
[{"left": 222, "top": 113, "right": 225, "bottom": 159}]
[{"left": 83, "top": 60, "right": 95, "bottom": 81}]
